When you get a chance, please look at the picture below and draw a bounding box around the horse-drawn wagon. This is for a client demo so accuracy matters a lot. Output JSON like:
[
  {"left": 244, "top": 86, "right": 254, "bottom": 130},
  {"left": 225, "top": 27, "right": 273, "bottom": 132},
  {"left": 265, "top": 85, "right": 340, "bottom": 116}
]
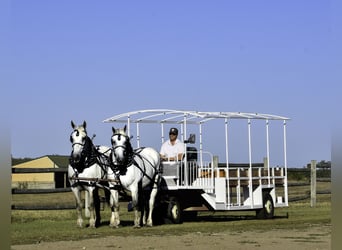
[{"left": 103, "top": 109, "right": 290, "bottom": 223}]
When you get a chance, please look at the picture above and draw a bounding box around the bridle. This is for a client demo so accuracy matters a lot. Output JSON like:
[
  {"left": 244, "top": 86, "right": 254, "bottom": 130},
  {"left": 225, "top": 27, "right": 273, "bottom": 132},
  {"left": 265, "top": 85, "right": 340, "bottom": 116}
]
[
  {"left": 111, "top": 133, "right": 133, "bottom": 166},
  {"left": 70, "top": 129, "right": 85, "bottom": 148},
  {"left": 69, "top": 129, "right": 95, "bottom": 168}
]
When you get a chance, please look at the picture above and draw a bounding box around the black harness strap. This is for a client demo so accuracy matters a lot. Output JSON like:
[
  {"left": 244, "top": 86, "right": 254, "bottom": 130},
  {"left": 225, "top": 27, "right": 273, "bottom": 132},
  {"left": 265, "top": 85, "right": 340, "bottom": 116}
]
[{"left": 69, "top": 136, "right": 111, "bottom": 187}]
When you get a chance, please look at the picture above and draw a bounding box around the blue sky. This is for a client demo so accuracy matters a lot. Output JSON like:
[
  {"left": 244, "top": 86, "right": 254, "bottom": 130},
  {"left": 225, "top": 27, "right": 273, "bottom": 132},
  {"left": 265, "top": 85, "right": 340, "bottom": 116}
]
[{"left": 3, "top": 1, "right": 340, "bottom": 167}]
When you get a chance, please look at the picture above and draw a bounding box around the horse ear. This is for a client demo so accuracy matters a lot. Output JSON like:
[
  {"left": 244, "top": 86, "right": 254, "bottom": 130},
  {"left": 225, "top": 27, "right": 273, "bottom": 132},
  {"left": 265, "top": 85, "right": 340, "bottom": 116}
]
[
  {"left": 124, "top": 125, "right": 127, "bottom": 132},
  {"left": 112, "top": 127, "right": 116, "bottom": 134},
  {"left": 83, "top": 121, "right": 87, "bottom": 129},
  {"left": 71, "top": 120, "right": 76, "bottom": 129}
]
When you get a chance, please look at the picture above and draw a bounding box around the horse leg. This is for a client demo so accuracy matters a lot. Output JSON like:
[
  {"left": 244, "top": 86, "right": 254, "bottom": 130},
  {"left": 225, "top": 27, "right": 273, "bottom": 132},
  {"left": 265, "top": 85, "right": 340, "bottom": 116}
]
[
  {"left": 87, "top": 187, "right": 96, "bottom": 228},
  {"left": 142, "top": 191, "right": 148, "bottom": 226},
  {"left": 146, "top": 174, "right": 160, "bottom": 227},
  {"left": 109, "top": 188, "right": 120, "bottom": 228},
  {"left": 71, "top": 187, "right": 84, "bottom": 228},
  {"left": 93, "top": 187, "right": 101, "bottom": 227},
  {"left": 131, "top": 185, "right": 141, "bottom": 228}
]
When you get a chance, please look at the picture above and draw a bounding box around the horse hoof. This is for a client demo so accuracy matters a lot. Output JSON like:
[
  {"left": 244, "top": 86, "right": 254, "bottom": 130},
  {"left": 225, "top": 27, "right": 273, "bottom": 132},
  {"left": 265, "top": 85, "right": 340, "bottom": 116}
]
[
  {"left": 133, "top": 225, "right": 141, "bottom": 229},
  {"left": 109, "top": 224, "right": 120, "bottom": 229}
]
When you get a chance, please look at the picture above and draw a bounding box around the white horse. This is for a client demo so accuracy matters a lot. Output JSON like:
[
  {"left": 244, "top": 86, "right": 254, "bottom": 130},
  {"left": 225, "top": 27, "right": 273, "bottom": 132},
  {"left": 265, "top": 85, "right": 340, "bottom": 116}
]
[
  {"left": 68, "top": 121, "right": 111, "bottom": 228},
  {"left": 108, "top": 125, "right": 160, "bottom": 228}
]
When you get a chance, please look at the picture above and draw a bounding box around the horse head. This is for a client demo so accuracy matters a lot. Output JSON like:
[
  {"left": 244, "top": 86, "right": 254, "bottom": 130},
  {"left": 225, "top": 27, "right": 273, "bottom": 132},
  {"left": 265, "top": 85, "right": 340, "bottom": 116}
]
[
  {"left": 110, "top": 125, "right": 133, "bottom": 165},
  {"left": 70, "top": 120, "right": 91, "bottom": 164}
]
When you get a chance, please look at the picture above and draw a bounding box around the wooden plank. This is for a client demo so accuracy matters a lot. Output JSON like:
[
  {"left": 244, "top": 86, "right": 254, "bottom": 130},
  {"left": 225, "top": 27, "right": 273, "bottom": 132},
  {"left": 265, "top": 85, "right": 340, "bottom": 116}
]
[
  {"left": 12, "top": 188, "right": 71, "bottom": 194},
  {"left": 12, "top": 168, "right": 67, "bottom": 173}
]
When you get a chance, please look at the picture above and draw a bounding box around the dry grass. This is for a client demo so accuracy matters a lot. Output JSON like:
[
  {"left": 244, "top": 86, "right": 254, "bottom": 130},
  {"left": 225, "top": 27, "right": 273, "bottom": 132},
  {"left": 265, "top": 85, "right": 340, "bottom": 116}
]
[
  {"left": 11, "top": 200, "right": 331, "bottom": 245},
  {"left": 11, "top": 181, "right": 331, "bottom": 245}
]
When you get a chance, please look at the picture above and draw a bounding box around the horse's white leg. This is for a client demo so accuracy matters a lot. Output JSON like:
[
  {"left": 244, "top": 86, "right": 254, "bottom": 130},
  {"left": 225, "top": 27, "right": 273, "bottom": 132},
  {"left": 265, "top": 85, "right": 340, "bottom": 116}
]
[
  {"left": 71, "top": 187, "right": 84, "bottom": 228},
  {"left": 142, "top": 197, "right": 147, "bottom": 226},
  {"left": 131, "top": 186, "right": 141, "bottom": 228},
  {"left": 146, "top": 174, "right": 160, "bottom": 227},
  {"left": 109, "top": 188, "right": 120, "bottom": 228},
  {"left": 87, "top": 187, "right": 96, "bottom": 228}
]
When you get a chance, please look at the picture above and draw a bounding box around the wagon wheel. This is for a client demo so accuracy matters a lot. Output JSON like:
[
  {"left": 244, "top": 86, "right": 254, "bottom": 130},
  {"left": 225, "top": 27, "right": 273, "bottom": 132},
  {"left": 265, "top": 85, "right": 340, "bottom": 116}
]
[
  {"left": 256, "top": 193, "right": 274, "bottom": 219},
  {"left": 167, "top": 197, "right": 182, "bottom": 224}
]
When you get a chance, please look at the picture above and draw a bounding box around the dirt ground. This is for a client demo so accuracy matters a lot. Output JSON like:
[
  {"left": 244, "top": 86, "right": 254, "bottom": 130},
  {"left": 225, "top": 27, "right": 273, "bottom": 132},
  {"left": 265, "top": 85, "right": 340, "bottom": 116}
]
[{"left": 12, "top": 224, "right": 330, "bottom": 250}]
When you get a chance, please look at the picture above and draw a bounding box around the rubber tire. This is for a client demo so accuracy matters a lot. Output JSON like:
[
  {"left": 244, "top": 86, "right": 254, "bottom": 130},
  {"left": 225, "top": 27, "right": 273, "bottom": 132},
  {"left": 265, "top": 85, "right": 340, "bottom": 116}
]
[
  {"left": 167, "top": 197, "right": 182, "bottom": 224},
  {"left": 256, "top": 193, "right": 274, "bottom": 219}
]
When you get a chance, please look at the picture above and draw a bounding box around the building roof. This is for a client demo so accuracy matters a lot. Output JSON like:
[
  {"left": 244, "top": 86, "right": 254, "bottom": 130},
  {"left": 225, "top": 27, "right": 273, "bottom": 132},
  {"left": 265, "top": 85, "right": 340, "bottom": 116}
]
[
  {"left": 12, "top": 155, "right": 69, "bottom": 168},
  {"left": 47, "top": 155, "right": 69, "bottom": 168}
]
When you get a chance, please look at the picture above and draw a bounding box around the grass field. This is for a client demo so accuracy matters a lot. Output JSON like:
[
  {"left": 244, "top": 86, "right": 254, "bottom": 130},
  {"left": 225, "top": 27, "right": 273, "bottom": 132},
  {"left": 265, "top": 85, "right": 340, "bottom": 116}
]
[{"left": 11, "top": 183, "right": 331, "bottom": 245}]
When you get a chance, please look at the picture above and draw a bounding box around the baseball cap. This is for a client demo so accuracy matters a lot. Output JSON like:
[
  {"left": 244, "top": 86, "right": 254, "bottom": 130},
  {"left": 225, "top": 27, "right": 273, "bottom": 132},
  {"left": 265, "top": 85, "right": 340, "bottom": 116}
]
[{"left": 169, "top": 128, "right": 178, "bottom": 135}]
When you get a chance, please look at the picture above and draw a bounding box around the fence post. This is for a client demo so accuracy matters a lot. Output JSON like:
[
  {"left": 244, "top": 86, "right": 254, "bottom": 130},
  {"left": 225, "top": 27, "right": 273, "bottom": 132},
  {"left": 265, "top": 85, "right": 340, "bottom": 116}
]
[{"left": 310, "top": 160, "right": 317, "bottom": 207}]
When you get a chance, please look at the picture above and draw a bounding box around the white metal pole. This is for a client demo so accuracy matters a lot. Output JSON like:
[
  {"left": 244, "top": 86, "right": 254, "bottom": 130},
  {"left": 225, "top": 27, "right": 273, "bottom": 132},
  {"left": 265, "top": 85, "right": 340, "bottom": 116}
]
[
  {"left": 266, "top": 119, "right": 270, "bottom": 186},
  {"left": 248, "top": 119, "right": 254, "bottom": 208},
  {"left": 161, "top": 123, "right": 165, "bottom": 144},
  {"left": 225, "top": 118, "right": 229, "bottom": 168},
  {"left": 283, "top": 120, "right": 288, "bottom": 205},
  {"left": 136, "top": 123, "right": 140, "bottom": 148},
  {"left": 248, "top": 119, "right": 252, "bottom": 165},
  {"left": 182, "top": 114, "right": 187, "bottom": 141},
  {"left": 183, "top": 114, "right": 188, "bottom": 185},
  {"left": 225, "top": 118, "right": 230, "bottom": 206},
  {"left": 127, "top": 115, "right": 130, "bottom": 137},
  {"left": 199, "top": 123, "right": 203, "bottom": 167}
]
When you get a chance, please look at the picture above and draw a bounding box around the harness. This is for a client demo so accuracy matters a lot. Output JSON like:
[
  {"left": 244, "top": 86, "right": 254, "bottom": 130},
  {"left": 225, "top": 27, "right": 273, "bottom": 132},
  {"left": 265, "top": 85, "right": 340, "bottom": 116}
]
[
  {"left": 69, "top": 136, "right": 112, "bottom": 188},
  {"left": 111, "top": 148, "right": 158, "bottom": 180},
  {"left": 110, "top": 133, "right": 159, "bottom": 193},
  {"left": 69, "top": 131, "right": 159, "bottom": 195}
]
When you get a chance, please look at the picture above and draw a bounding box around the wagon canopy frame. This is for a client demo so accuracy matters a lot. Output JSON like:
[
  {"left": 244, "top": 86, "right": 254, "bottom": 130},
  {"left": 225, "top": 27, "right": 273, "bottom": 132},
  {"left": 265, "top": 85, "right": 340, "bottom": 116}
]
[
  {"left": 103, "top": 109, "right": 290, "bottom": 125},
  {"left": 103, "top": 109, "right": 290, "bottom": 169}
]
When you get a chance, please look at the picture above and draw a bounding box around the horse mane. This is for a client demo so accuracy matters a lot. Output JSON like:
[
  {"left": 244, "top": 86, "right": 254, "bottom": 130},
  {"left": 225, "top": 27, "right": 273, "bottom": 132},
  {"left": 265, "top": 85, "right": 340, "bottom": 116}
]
[{"left": 125, "top": 137, "right": 134, "bottom": 156}]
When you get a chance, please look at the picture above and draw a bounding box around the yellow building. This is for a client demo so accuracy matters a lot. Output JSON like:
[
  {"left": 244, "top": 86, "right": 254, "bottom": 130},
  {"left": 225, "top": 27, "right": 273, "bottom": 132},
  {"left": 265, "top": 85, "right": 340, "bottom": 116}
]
[{"left": 12, "top": 155, "right": 69, "bottom": 189}]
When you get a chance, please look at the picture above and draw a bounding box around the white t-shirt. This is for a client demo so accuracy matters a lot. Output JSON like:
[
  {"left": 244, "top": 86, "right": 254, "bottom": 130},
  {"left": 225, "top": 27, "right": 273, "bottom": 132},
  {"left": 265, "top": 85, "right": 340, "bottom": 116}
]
[{"left": 160, "top": 139, "right": 185, "bottom": 160}]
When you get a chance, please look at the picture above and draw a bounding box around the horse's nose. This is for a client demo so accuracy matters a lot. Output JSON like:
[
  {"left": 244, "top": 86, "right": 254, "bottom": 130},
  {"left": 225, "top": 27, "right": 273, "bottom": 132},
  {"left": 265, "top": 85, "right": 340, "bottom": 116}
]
[{"left": 73, "top": 153, "right": 81, "bottom": 162}]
